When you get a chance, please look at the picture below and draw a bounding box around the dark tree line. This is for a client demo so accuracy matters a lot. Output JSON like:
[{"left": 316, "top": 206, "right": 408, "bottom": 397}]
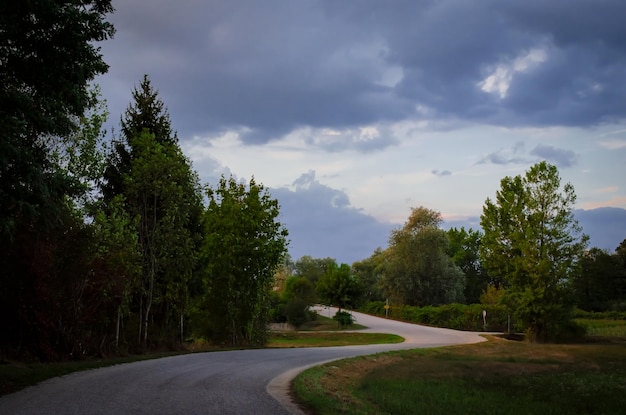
[{"left": 1, "top": 3, "right": 288, "bottom": 361}]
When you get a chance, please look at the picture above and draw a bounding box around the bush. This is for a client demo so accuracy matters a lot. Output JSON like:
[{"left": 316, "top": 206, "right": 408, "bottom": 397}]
[
  {"left": 284, "top": 298, "right": 310, "bottom": 329},
  {"left": 357, "top": 301, "right": 516, "bottom": 333},
  {"left": 333, "top": 311, "right": 355, "bottom": 328}
]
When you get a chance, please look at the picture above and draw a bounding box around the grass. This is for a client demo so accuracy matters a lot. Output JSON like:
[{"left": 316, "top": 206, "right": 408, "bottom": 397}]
[
  {"left": 293, "top": 335, "right": 626, "bottom": 415},
  {"left": 268, "top": 332, "right": 403, "bottom": 348},
  {"left": 576, "top": 318, "right": 626, "bottom": 337},
  {"left": 0, "top": 352, "right": 183, "bottom": 397},
  {"left": 297, "top": 314, "right": 367, "bottom": 331}
]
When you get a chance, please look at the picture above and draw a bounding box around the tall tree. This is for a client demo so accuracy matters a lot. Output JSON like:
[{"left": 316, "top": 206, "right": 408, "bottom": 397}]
[
  {"left": 0, "top": 0, "right": 114, "bottom": 238},
  {"left": 1, "top": 1, "right": 114, "bottom": 359},
  {"left": 201, "top": 176, "right": 288, "bottom": 346},
  {"left": 480, "top": 161, "right": 588, "bottom": 341},
  {"left": 101, "top": 77, "right": 203, "bottom": 349},
  {"left": 102, "top": 75, "right": 175, "bottom": 204},
  {"left": 123, "top": 131, "right": 203, "bottom": 347},
  {"left": 381, "top": 207, "right": 465, "bottom": 306}
]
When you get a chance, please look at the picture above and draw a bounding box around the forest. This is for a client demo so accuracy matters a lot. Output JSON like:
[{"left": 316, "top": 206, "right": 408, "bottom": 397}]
[{"left": 2, "top": 1, "right": 625, "bottom": 362}]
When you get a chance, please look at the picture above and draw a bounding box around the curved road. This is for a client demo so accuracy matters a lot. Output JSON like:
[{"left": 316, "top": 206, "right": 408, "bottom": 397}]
[{"left": 0, "top": 307, "right": 486, "bottom": 414}]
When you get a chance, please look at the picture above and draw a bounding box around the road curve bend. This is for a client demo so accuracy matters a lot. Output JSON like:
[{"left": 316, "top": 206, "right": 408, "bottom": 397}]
[{"left": 0, "top": 307, "right": 485, "bottom": 415}]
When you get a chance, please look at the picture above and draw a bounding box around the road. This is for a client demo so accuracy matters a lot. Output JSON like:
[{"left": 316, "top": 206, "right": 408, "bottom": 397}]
[{"left": 0, "top": 307, "right": 486, "bottom": 414}]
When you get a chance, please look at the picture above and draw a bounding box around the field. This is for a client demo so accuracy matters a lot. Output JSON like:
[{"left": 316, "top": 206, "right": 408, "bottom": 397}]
[{"left": 293, "top": 335, "right": 626, "bottom": 415}]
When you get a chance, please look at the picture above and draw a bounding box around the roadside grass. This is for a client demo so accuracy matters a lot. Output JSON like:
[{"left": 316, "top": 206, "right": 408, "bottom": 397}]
[
  {"left": 299, "top": 314, "right": 367, "bottom": 331},
  {"left": 0, "top": 352, "right": 184, "bottom": 397},
  {"left": 268, "top": 332, "right": 403, "bottom": 348},
  {"left": 293, "top": 335, "right": 626, "bottom": 415},
  {"left": 576, "top": 318, "right": 626, "bottom": 337}
]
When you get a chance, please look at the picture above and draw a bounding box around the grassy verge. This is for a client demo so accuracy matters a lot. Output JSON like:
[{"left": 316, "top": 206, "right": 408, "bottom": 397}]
[
  {"left": 268, "top": 332, "right": 403, "bottom": 348},
  {"left": 576, "top": 318, "right": 626, "bottom": 337},
  {"left": 293, "top": 335, "right": 626, "bottom": 415},
  {"left": 0, "top": 352, "right": 184, "bottom": 397},
  {"left": 298, "top": 314, "right": 367, "bottom": 331}
]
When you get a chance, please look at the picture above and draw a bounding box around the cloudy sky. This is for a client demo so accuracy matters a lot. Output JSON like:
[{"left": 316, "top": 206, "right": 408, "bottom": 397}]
[{"left": 96, "top": 0, "right": 626, "bottom": 264}]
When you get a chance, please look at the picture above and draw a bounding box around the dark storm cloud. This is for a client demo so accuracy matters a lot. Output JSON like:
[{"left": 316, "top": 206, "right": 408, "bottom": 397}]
[
  {"left": 530, "top": 144, "right": 578, "bottom": 167},
  {"left": 271, "top": 171, "right": 392, "bottom": 264},
  {"left": 100, "top": 0, "right": 626, "bottom": 145}
]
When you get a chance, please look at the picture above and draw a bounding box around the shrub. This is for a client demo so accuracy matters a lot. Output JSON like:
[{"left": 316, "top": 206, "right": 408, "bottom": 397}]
[
  {"left": 333, "top": 311, "right": 355, "bottom": 328},
  {"left": 284, "top": 298, "right": 310, "bottom": 329}
]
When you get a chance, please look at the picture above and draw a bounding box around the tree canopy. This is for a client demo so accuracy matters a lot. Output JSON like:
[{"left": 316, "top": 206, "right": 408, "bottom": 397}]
[
  {"left": 200, "top": 176, "right": 289, "bottom": 346},
  {"left": 381, "top": 207, "right": 465, "bottom": 306},
  {"left": 480, "top": 161, "right": 588, "bottom": 341}
]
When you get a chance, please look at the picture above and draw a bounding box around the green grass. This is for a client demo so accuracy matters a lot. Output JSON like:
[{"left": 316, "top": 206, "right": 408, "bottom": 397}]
[
  {"left": 298, "top": 314, "right": 367, "bottom": 331},
  {"left": 293, "top": 336, "right": 626, "bottom": 415},
  {"left": 576, "top": 318, "right": 626, "bottom": 337},
  {"left": 268, "top": 332, "right": 403, "bottom": 348},
  {"left": 0, "top": 352, "right": 182, "bottom": 396}
]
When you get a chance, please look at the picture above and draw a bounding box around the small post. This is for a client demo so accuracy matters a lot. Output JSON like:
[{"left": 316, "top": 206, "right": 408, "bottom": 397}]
[{"left": 507, "top": 314, "right": 511, "bottom": 335}]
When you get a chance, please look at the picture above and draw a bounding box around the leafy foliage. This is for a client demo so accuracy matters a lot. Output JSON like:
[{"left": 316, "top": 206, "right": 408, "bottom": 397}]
[
  {"left": 333, "top": 311, "right": 355, "bottom": 328},
  {"left": 446, "top": 227, "right": 491, "bottom": 304},
  {"left": 381, "top": 207, "right": 465, "bottom": 306},
  {"left": 572, "top": 247, "right": 626, "bottom": 311},
  {"left": 317, "top": 263, "right": 362, "bottom": 310},
  {"left": 480, "top": 161, "right": 588, "bottom": 341},
  {"left": 0, "top": 0, "right": 114, "bottom": 239},
  {"left": 200, "top": 176, "right": 288, "bottom": 346}
]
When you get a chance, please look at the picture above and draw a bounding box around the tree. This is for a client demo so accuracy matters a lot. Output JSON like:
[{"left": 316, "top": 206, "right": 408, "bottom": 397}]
[
  {"left": 102, "top": 75, "right": 176, "bottom": 205},
  {"left": 381, "top": 207, "right": 465, "bottom": 306},
  {"left": 201, "top": 176, "right": 288, "bottom": 346},
  {"left": 316, "top": 263, "right": 362, "bottom": 310},
  {"left": 480, "top": 161, "right": 588, "bottom": 341},
  {"left": 294, "top": 256, "right": 337, "bottom": 287},
  {"left": 352, "top": 248, "right": 386, "bottom": 302},
  {"left": 446, "top": 227, "right": 491, "bottom": 304},
  {"left": 124, "top": 132, "right": 203, "bottom": 347},
  {"left": 572, "top": 247, "right": 626, "bottom": 311},
  {"left": 101, "top": 77, "right": 204, "bottom": 349},
  {"left": 0, "top": 0, "right": 114, "bottom": 238}
]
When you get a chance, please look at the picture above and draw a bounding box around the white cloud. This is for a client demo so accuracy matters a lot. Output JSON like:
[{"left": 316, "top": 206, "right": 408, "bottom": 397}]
[{"left": 479, "top": 48, "right": 548, "bottom": 99}]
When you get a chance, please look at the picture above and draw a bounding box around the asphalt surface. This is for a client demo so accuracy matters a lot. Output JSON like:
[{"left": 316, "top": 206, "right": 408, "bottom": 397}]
[{"left": 0, "top": 307, "right": 486, "bottom": 414}]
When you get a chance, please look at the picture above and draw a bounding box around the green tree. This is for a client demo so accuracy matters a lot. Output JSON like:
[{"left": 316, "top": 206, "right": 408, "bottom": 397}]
[
  {"left": 294, "top": 256, "right": 337, "bottom": 287},
  {"left": 446, "top": 227, "right": 491, "bottom": 304},
  {"left": 352, "top": 248, "right": 386, "bottom": 302},
  {"left": 124, "top": 131, "right": 203, "bottom": 347},
  {"left": 0, "top": 0, "right": 114, "bottom": 238},
  {"left": 102, "top": 75, "right": 176, "bottom": 205},
  {"left": 316, "top": 263, "right": 361, "bottom": 310},
  {"left": 1, "top": 1, "right": 114, "bottom": 359},
  {"left": 381, "top": 207, "right": 465, "bottom": 306},
  {"left": 101, "top": 77, "right": 204, "bottom": 349},
  {"left": 480, "top": 161, "right": 588, "bottom": 341},
  {"left": 201, "top": 176, "right": 288, "bottom": 346},
  {"left": 572, "top": 248, "right": 626, "bottom": 311}
]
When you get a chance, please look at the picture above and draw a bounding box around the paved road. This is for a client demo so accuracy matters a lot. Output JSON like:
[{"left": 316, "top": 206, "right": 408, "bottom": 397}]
[{"left": 0, "top": 307, "right": 486, "bottom": 414}]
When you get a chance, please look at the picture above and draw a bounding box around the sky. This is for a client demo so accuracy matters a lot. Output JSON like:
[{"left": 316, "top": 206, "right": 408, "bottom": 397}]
[{"left": 96, "top": 0, "right": 626, "bottom": 264}]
